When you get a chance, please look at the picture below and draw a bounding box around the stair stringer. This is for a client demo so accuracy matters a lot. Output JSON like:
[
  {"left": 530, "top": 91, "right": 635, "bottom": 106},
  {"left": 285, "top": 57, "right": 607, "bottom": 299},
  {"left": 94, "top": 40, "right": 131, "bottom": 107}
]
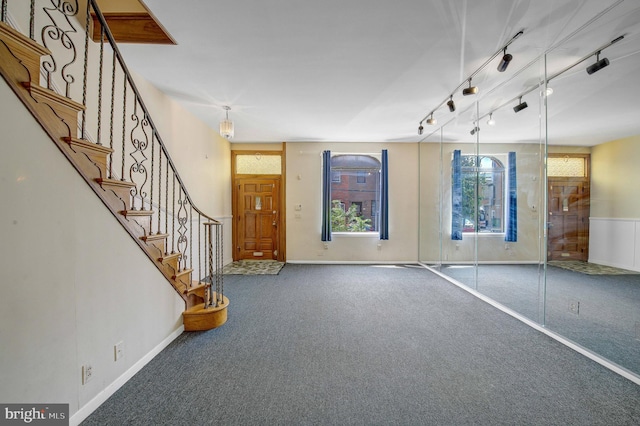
[{"left": 0, "top": 25, "right": 212, "bottom": 313}]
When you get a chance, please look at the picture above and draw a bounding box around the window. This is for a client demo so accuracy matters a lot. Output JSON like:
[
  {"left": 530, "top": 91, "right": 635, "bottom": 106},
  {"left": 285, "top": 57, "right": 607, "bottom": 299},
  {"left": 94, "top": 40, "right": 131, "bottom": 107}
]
[
  {"left": 460, "top": 155, "right": 505, "bottom": 233},
  {"left": 330, "top": 154, "right": 381, "bottom": 232}
]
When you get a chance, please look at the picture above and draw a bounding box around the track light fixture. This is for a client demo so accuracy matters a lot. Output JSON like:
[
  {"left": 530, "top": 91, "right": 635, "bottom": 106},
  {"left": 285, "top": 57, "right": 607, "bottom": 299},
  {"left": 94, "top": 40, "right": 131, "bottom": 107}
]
[
  {"left": 418, "top": 30, "right": 523, "bottom": 130},
  {"left": 426, "top": 113, "right": 437, "bottom": 125},
  {"left": 487, "top": 113, "right": 495, "bottom": 126},
  {"left": 447, "top": 96, "right": 456, "bottom": 112},
  {"left": 418, "top": 123, "right": 424, "bottom": 135},
  {"left": 586, "top": 51, "right": 610, "bottom": 75},
  {"left": 470, "top": 126, "right": 480, "bottom": 136},
  {"left": 497, "top": 48, "right": 513, "bottom": 72},
  {"left": 513, "top": 96, "right": 528, "bottom": 113},
  {"left": 462, "top": 79, "right": 478, "bottom": 96}
]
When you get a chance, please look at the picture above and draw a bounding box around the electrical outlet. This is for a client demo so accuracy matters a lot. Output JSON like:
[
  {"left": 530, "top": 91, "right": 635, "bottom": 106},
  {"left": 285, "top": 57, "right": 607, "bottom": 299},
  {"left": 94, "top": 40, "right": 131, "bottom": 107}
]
[
  {"left": 114, "top": 341, "right": 124, "bottom": 362},
  {"left": 82, "top": 364, "right": 93, "bottom": 385},
  {"left": 568, "top": 300, "right": 580, "bottom": 315}
]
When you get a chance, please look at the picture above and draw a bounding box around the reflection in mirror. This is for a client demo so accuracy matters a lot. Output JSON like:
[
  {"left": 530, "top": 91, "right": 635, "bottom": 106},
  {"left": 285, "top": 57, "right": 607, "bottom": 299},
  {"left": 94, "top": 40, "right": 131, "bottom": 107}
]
[{"left": 418, "top": 0, "right": 640, "bottom": 379}]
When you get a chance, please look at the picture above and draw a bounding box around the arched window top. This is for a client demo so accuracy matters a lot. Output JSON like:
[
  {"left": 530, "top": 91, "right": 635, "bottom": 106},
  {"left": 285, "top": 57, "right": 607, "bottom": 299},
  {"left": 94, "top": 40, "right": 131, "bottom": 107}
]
[
  {"left": 331, "top": 154, "right": 381, "bottom": 171},
  {"left": 461, "top": 155, "right": 505, "bottom": 171}
]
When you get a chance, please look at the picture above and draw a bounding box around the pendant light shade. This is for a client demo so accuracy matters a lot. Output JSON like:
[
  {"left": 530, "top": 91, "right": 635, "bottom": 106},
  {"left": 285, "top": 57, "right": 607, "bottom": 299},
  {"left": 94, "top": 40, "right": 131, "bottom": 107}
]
[{"left": 219, "top": 106, "right": 234, "bottom": 139}]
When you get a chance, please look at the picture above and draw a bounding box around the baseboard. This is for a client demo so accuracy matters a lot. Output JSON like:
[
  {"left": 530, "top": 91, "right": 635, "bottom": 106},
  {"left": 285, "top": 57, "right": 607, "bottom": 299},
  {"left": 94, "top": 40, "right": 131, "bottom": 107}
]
[
  {"left": 286, "top": 260, "right": 419, "bottom": 265},
  {"left": 69, "top": 325, "right": 184, "bottom": 426},
  {"left": 420, "top": 263, "right": 640, "bottom": 386},
  {"left": 420, "top": 260, "right": 541, "bottom": 265},
  {"left": 588, "top": 258, "right": 640, "bottom": 273}
]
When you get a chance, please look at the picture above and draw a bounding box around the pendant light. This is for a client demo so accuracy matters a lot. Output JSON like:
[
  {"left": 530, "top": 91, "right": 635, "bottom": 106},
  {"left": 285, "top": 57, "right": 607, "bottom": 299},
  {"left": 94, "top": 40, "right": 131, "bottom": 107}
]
[{"left": 219, "top": 106, "right": 234, "bottom": 139}]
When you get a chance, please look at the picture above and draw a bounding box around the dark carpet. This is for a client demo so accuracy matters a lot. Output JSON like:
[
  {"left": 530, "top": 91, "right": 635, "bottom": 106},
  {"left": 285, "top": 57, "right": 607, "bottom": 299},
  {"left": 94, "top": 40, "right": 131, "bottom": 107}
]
[
  {"left": 439, "top": 263, "right": 640, "bottom": 375},
  {"left": 82, "top": 264, "right": 640, "bottom": 425}
]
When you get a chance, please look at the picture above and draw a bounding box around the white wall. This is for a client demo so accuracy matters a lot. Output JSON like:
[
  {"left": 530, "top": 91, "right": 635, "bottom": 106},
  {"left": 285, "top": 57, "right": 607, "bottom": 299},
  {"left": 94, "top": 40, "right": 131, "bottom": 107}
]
[{"left": 285, "top": 142, "right": 419, "bottom": 263}]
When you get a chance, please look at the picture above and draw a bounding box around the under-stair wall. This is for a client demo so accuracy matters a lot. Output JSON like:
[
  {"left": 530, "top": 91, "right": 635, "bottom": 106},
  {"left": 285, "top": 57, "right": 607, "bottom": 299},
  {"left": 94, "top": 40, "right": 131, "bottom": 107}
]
[{"left": 0, "top": 76, "right": 185, "bottom": 424}]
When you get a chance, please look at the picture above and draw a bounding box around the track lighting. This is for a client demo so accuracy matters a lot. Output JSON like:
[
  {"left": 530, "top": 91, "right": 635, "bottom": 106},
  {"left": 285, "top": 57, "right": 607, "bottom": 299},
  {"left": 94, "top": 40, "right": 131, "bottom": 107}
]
[
  {"left": 418, "top": 124, "right": 424, "bottom": 135},
  {"left": 426, "top": 113, "right": 437, "bottom": 125},
  {"left": 513, "top": 96, "right": 528, "bottom": 113},
  {"left": 447, "top": 96, "right": 456, "bottom": 112},
  {"left": 470, "top": 126, "right": 480, "bottom": 136},
  {"left": 418, "top": 30, "right": 523, "bottom": 129},
  {"left": 497, "top": 48, "right": 513, "bottom": 72},
  {"left": 586, "top": 51, "right": 610, "bottom": 75},
  {"left": 487, "top": 113, "right": 495, "bottom": 126},
  {"left": 462, "top": 79, "right": 478, "bottom": 96}
]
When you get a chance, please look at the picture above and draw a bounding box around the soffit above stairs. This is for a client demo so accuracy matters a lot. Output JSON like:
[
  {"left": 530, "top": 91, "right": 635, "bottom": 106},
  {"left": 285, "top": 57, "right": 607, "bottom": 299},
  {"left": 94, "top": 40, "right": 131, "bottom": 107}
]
[{"left": 92, "top": 0, "right": 175, "bottom": 45}]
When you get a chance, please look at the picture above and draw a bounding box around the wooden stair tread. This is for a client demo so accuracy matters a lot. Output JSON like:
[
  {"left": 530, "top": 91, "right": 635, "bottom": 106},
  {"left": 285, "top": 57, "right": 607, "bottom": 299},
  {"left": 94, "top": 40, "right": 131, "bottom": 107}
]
[
  {"left": 63, "top": 137, "right": 113, "bottom": 155},
  {"left": 158, "top": 252, "right": 180, "bottom": 263},
  {"left": 140, "top": 233, "right": 168, "bottom": 243},
  {"left": 173, "top": 268, "right": 193, "bottom": 279},
  {"left": 185, "top": 281, "right": 207, "bottom": 296},
  {"left": 182, "top": 296, "right": 229, "bottom": 331},
  {"left": 23, "top": 82, "right": 85, "bottom": 112},
  {"left": 0, "top": 22, "right": 50, "bottom": 56},
  {"left": 96, "top": 177, "right": 137, "bottom": 188},
  {"left": 120, "top": 209, "right": 154, "bottom": 217},
  {"left": 184, "top": 297, "right": 229, "bottom": 314}
]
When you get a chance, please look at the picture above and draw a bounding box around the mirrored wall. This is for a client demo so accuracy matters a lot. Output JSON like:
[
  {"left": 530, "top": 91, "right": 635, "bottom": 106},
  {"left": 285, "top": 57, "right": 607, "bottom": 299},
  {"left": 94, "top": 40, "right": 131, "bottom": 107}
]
[{"left": 419, "top": 1, "right": 640, "bottom": 379}]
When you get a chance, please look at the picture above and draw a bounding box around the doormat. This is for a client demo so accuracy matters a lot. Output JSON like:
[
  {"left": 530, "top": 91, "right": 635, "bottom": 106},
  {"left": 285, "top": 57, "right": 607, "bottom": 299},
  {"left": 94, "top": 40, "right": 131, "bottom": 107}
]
[
  {"left": 222, "top": 260, "right": 285, "bottom": 275},
  {"left": 548, "top": 261, "right": 639, "bottom": 275}
]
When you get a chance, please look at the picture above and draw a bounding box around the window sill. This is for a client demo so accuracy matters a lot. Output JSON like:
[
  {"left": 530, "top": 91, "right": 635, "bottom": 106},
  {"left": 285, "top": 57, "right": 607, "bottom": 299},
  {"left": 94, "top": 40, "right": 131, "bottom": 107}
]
[{"left": 332, "top": 232, "right": 379, "bottom": 238}]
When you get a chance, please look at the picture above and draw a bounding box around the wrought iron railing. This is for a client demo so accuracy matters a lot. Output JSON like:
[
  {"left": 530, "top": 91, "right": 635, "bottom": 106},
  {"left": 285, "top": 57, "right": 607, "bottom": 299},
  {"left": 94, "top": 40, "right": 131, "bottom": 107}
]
[{"left": 1, "top": 0, "right": 224, "bottom": 308}]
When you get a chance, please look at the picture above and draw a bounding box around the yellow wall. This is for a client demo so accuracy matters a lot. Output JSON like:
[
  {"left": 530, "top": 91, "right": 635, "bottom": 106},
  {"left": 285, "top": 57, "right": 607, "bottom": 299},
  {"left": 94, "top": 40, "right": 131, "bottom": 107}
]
[{"left": 591, "top": 135, "right": 640, "bottom": 218}]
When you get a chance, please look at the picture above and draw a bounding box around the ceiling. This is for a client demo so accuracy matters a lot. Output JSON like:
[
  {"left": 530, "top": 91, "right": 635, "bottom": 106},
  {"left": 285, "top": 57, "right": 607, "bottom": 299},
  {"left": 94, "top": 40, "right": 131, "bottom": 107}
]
[{"left": 117, "top": 0, "right": 640, "bottom": 145}]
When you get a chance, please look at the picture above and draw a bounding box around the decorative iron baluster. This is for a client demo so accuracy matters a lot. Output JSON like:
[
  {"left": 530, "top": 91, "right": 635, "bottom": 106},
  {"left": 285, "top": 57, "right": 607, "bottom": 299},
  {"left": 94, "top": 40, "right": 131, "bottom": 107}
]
[
  {"left": 79, "top": 0, "right": 88, "bottom": 137},
  {"left": 120, "top": 80, "right": 126, "bottom": 181},
  {"left": 198, "top": 213, "right": 202, "bottom": 282},
  {"left": 29, "top": 1, "right": 35, "bottom": 40},
  {"left": 164, "top": 157, "right": 168, "bottom": 253},
  {"left": 176, "top": 189, "right": 188, "bottom": 271},
  {"left": 108, "top": 51, "right": 115, "bottom": 178},
  {"left": 218, "top": 223, "right": 224, "bottom": 305},
  {"left": 128, "top": 103, "right": 149, "bottom": 211},
  {"left": 149, "top": 132, "right": 155, "bottom": 233},
  {"left": 207, "top": 223, "right": 215, "bottom": 307},
  {"left": 41, "top": 1, "right": 79, "bottom": 97},
  {"left": 1, "top": 1, "right": 7, "bottom": 23},
  {"left": 189, "top": 204, "right": 193, "bottom": 272},
  {"left": 171, "top": 174, "right": 176, "bottom": 254},
  {"left": 96, "top": 25, "right": 104, "bottom": 145},
  {"left": 157, "top": 150, "right": 162, "bottom": 234}
]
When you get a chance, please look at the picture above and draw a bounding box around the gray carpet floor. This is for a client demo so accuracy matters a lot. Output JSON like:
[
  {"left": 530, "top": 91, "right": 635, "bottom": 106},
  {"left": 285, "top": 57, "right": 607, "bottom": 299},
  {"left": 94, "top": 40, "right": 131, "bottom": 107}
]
[
  {"left": 82, "top": 264, "right": 640, "bottom": 425},
  {"left": 439, "top": 263, "right": 640, "bottom": 375}
]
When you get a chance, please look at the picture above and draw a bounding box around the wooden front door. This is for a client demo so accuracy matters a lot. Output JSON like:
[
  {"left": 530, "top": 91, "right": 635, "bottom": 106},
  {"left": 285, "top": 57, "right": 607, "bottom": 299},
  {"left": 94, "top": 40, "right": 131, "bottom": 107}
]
[
  {"left": 236, "top": 178, "right": 280, "bottom": 260},
  {"left": 547, "top": 180, "right": 589, "bottom": 261}
]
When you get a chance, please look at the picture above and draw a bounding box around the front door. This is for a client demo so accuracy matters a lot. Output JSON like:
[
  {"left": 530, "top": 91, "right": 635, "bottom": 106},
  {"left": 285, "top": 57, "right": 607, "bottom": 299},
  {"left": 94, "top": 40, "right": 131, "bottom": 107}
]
[
  {"left": 236, "top": 178, "right": 280, "bottom": 260},
  {"left": 547, "top": 180, "right": 589, "bottom": 261}
]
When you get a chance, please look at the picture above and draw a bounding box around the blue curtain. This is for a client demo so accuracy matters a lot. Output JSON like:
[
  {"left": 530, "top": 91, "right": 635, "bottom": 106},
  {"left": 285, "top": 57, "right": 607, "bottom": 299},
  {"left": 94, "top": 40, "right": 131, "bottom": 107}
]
[
  {"left": 451, "top": 150, "right": 463, "bottom": 240},
  {"left": 379, "top": 149, "right": 389, "bottom": 240},
  {"left": 505, "top": 151, "right": 518, "bottom": 242},
  {"left": 321, "top": 150, "right": 332, "bottom": 241}
]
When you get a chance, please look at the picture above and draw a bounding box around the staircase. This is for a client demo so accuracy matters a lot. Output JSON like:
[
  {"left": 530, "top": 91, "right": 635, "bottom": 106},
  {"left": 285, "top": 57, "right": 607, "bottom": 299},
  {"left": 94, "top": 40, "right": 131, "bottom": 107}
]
[{"left": 0, "top": 1, "right": 227, "bottom": 331}]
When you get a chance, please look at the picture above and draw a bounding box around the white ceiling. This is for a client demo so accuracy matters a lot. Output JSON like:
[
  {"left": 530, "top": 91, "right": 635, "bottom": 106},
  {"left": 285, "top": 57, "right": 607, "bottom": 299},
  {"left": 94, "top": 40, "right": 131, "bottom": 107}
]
[{"left": 119, "top": 0, "right": 640, "bottom": 145}]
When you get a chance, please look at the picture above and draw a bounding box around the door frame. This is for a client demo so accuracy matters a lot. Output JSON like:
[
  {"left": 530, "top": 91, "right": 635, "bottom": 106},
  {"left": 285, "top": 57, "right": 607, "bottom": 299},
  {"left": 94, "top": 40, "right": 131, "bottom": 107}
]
[
  {"left": 547, "top": 153, "right": 590, "bottom": 261},
  {"left": 231, "top": 149, "right": 286, "bottom": 262}
]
